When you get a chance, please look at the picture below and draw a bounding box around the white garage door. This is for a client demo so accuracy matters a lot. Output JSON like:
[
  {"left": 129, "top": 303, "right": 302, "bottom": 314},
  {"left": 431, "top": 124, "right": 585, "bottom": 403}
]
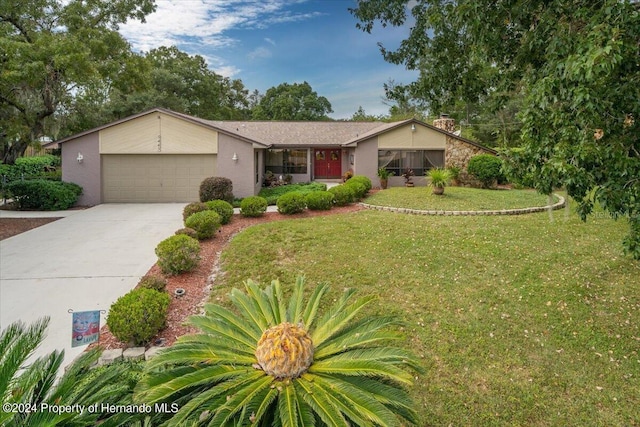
[{"left": 102, "top": 154, "right": 216, "bottom": 202}]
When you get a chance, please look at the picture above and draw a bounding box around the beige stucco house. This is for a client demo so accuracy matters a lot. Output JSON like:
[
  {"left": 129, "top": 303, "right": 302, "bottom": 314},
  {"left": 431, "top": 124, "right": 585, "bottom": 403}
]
[{"left": 56, "top": 108, "right": 495, "bottom": 205}]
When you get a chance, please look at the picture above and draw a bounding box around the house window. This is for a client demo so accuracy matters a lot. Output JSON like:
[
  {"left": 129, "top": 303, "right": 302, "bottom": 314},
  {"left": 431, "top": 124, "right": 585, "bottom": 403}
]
[
  {"left": 266, "top": 149, "right": 308, "bottom": 174},
  {"left": 378, "top": 150, "right": 445, "bottom": 176}
]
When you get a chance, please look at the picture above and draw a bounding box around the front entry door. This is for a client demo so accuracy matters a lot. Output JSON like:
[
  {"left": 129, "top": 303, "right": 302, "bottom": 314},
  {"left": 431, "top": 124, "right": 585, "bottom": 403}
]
[{"left": 314, "top": 149, "right": 342, "bottom": 179}]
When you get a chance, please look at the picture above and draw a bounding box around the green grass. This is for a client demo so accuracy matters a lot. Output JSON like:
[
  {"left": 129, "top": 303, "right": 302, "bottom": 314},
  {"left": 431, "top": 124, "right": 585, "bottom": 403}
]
[
  {"left": 366, "top": 186, "right": 558, "bottom": 211},
  {"left": 213, "top": 208, "right": 640, "bottom": 426},
  {"left": 257, "top": 182, "right": 327, "bottom": 205}
]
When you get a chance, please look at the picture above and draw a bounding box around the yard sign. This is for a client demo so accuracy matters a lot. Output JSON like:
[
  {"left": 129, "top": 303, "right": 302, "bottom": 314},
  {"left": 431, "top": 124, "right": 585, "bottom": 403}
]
[{"left": 71, "top": 310, "right": 100, "bottom": 347}]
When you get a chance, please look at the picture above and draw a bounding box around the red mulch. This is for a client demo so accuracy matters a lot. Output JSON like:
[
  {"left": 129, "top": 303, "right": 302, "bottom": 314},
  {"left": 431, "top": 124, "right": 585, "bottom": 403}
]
[
  {"left": 92, "top": 204, "right": 364, "bottom": 351},
  {"left": 0, "top": 217, "right": 61, "bottom": 240}
]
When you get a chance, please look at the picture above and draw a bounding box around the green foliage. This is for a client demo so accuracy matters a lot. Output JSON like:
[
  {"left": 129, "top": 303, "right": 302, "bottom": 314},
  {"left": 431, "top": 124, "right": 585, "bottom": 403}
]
[
  {"left": 182, "top": 202, "right": 209, "bottom": 223},
  {"left": 252, "top": 81, "right": 333, "bottom": 120},
  {"left": 0, "top": 318, "right": 144, "bottom": 426},
  {"left": 135, "top": 277, "right": 422, "bottom": 426},
  {"left": 378, "top": 167, "right": 395, "bottom": 179},
  {"left": 305, "top": 191, "right": 335, "bottom": 210},
  {"left": 205, "top": 200, "right": 234, "bottom": 224},
  {"left": 185, "top": 210, "right": 221, "bottom": 240},
  {"left": 276, "top": 191, "right": 306, "bottom": 214},
  {"left": 344, "top": 180, "right": 368, "bottom": 200},
  {"left": 329, "top": 184, "right": 355, "bottom": 206},
  {"left": 138, "top": 275, "right": 168, "bottom": 292},
  {"left": 0, "top": 155, "right": 60, "bottom": 182},
  {"left": 7, "top": 180, "right": 82, "bottom": 210},
  {"left": 107, "top": 288, "right": 170, "bottom": 345},
  {"left": 175, "top": 227, "right": 198, "bottom": 239},
  {"left": 199, "top": 176, "right": 234, "bottom": 203},
  {"left": 467, "top": 154, "right": 503, "bottom": 188},
  {"left": 447, "top": 165, "right": 461, "bottom": 181},
  {"left": 428, "top": 168, "right": 452, "bottom": 188},
  {"left": 258, "top": 182, "right": 327, "bottom": 205},
  {"left": 240, "top": 196, "right": 268, "bottom": 217},
  {"left": 348, "top": 174, "right": 373, "bottom": 192},
  {"left": 155, "top": 234, "right": 201, "bottom": 275}
]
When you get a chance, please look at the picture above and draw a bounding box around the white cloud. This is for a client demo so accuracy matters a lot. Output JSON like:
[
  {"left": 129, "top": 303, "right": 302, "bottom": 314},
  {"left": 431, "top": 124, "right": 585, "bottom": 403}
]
[
  {"left": 247, "top": 47, "right": 272, "bottom": 60},
  {"left": 264, "top": 37, "right": 276, "bottom": 46}
]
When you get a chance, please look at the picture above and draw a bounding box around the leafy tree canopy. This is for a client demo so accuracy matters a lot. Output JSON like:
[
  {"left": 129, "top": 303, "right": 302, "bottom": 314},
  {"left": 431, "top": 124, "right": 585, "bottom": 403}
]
[
  {"left": 252, "top": 81, "right": 333, "bottom": 120},
  {"left": 0, "top": 0, "right": 155, "bottom": 164},
  {"left": 352, "top": 0, "right": 640, "bottom": 259}
]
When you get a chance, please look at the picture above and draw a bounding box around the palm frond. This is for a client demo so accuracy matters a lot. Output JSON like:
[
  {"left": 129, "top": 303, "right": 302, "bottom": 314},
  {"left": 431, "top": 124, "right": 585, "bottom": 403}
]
[
  {"left": 300, "top": 282, "right": 329, "bottom": 329},
  {"left": 230, "top": 287, "right": 270, "bottom": 331},
  {"left": 144, "top": 341, "right": 255, "bottom": 367},
  {"left": 296, "top": 376, "right": 349, "bottom": 427},
  {"left": 175, "top": 334, "right": 256, "bottom": 358},
  {"left": 309, "top": 358, "right": 414, "bottom": 385},
  {"left": 196, "top": 303, "right": 263, "bottom": 342},
  {"left": 210, "top": 374, "right": 274, "bottom": 426},
  {"left": 286, "top": 276, "right": 306, "bottom": 324},
  {"left": 311, "top": 294, "right": 375, "bottom": 345},
  {"left": 244, "top": 279, "right": 279, "bottom": 327}
]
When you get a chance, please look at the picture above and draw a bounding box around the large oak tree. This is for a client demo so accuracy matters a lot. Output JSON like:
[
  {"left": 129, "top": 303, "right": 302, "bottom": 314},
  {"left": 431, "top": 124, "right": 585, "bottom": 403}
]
[
  {"left": 352, "top": 0, "right": 640, "bottom": 258},
  {"left": 0, "top": 0, "right": 155, "bottom": 164}
]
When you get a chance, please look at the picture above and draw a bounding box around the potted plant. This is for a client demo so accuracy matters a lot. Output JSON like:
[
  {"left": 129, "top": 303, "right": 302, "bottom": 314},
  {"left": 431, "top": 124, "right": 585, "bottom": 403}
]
[
  {"left": 342, "top": 169, "right": 354, "bottom": 182},
  {"left": 428, "top": 168, "right": 451, "bottom": 195},
  {"left": 447, "top": 165, "right": 461, "bottom": 186},
  {"left": 377, "top": 167, "right": 394, "bottom": 189},
  {"left": 402, "top": 168, "right": 415, "bottom": 187}
]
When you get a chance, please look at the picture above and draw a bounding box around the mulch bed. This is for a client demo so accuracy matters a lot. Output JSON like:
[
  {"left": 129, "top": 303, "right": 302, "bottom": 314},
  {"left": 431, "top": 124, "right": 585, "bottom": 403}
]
[{"left": 0, "top": 217, "right": 61, "bottom": 240}]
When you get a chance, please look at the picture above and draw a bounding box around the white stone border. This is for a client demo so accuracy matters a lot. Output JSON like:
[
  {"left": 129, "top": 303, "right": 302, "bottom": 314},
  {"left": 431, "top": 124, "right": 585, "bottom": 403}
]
[{"left": 360, "top": 194, "right": 565, "bottom": 216}]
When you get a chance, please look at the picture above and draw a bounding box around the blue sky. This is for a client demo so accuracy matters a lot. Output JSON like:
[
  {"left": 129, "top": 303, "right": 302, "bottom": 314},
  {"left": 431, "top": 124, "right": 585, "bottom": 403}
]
[{"left": 119, "top": 0, "right": 418, "bottom": 119}]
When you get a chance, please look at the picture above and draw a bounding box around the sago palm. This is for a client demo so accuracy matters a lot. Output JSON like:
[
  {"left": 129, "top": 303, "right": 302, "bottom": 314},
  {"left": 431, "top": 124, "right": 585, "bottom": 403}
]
[
  {"left": 0, "top": 317, "right": 144, "bottom": 426},
  {"left": 135, "top": 277, "right": 423, "bottom": 426}
]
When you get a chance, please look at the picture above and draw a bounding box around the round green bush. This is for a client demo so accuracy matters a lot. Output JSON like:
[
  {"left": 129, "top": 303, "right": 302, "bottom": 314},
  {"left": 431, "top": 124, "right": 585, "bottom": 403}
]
[
  {"left": 185, "top": 210, "right": 221, "bottom": 240},
  {"left": 182, "top": 202, "right": 209, "bottom": 223},
  {"left": 138, "top": 275, "right": 168, "bottom": 292},
  {"left": 305, "top": 191, "right": 334, "bottom": 210},
  {"left": 7, "top": 180, "right": 82, "bottom": 210},
  {"left": 107, "top": 288, "right": 170, "bottom": 345},
  {"left": 329, "top": 185, "right": 355, "bottom": 206},
  {"left": 240, "top": 196, "right": 268, "bottom": 217},
  {"left": 467, "top": 154, "right": 504, "bottom": 188},
  {"left": 276, "top": 191, "right": 306, "bottom": 214},
  {"left": 205, "top": 200, "right": 234, "bottom": 224},
  {"left": 199, "top": 176, "right": 234, "bottom": 203},
  {"left": 344, "top": 181, "right": 367, "bottom": 200},
  {"left": 155, "top": 234, "right": 201, "bottom": 275},
  {"left": 348, "top": 175, "right": 372, "bottom": 192},
  {"left": 175, "top": 227, "right": 198, "bottom": 239}
]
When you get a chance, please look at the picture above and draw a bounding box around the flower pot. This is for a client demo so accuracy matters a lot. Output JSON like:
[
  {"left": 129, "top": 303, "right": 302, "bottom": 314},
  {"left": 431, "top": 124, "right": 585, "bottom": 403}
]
[
  {"left": 405, "top": 182, "right": 414, "bottom": 188},
  {"left": 380, "top": 178, "right": 388, "bottom": 189},
  {"left": 432, "top": 186, "right": 445, "bottom": 195}
]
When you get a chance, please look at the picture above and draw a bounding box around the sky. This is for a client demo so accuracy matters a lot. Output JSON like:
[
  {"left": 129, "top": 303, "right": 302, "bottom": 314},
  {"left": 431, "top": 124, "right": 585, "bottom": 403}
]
[{"left": 119, "top": 0, "right": 419, "bottom": 119}]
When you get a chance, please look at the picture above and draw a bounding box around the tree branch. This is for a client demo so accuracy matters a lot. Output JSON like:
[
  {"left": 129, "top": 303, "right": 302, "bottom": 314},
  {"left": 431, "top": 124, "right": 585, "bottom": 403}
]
[{"left": 0, "top": 15, "right": 33, "bottom": 43}]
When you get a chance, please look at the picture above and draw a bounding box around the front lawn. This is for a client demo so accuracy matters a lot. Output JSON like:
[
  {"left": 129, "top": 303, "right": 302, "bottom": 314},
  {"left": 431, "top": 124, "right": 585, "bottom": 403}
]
[
  {"left": 214, "top": 208, "right": 640, "bottom": 426},
  {"left": 366, "top": 186, "right": 557, "bottom": 211},
  {"left": 257, "top": 182, "right": 327, "bottom": 205}
]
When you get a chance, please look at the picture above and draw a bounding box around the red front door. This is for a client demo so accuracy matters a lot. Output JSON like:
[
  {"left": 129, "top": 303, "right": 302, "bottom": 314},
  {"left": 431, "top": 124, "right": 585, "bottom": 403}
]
[{"left": 314, "top": 149, "right": 342, "bottom": 179}]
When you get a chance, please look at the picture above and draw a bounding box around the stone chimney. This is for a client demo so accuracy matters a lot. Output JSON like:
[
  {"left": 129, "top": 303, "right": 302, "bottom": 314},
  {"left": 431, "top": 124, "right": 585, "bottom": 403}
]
[{"left": 433, "top": 114, "right": 455, "bottom": 133}]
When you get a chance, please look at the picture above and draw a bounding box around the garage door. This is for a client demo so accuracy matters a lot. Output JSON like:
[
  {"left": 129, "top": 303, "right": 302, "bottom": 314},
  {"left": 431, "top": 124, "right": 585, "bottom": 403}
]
[{"left": 102, "top": 154, "right": 216, "bottom": 202}]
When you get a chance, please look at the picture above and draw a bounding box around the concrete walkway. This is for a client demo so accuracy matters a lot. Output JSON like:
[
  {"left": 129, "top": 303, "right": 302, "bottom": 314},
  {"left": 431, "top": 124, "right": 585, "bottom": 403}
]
[{"left": 0, "top": 204, "right": 185, "bottom": 367}]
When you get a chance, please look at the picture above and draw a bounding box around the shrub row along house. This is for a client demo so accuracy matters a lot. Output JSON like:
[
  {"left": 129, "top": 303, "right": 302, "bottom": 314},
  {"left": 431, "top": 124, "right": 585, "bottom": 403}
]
[{"left": 54, "top": 107, "right": 496, "bottom": 205}]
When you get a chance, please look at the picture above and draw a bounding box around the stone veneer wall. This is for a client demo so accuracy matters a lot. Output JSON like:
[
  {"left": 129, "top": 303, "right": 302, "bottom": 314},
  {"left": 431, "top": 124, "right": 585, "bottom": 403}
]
[{"left": 432, "top": 117, "right": 493, "bottom": 187}]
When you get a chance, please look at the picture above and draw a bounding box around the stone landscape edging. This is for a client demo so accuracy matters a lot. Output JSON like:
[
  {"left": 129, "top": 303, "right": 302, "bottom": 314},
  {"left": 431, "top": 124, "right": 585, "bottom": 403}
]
[{"left": 360, "top": 193, "right": 565, "bottom": 216}]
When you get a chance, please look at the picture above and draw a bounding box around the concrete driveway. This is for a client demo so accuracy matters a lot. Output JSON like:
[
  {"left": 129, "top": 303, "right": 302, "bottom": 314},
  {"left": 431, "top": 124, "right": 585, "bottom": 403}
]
[{"left": 0, "top": 204, "right": 185, "bottom": 367}]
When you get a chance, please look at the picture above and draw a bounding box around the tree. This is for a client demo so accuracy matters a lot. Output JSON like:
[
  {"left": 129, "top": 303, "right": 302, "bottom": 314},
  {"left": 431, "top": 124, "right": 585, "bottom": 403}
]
[
  {"left": 136, "top": 277, "right": 423, "bottom": 426},
  {"left": 0, "top": 317, "right": 143, "bottom": 426},
  {"left": 252, "top": 81, "right": 333, "bottom": 120},
  {"left": 0, "top": 0, "right": 155, "bottom": 164},
  {"left": 352, "top": 1, "right": 640, "bottom": 259}
]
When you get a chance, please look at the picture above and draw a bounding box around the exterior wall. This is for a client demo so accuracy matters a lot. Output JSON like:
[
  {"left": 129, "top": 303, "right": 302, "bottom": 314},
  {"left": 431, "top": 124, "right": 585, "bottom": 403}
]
[
  {"left": 61, "top": 132, "right": 101, "bottom": 206},
  {"left": 254, "top": 149, "right": 264, "bottom": 194},
  {"left": 445, "top": 137, "right": 490, "bottom": 186},
  {"left": 378, "top": 124, "right": 447, "bottom": 149},
  {"left": 216, "top": 133, "right": 256, "bottom": 198},
  {"left": 99, "top": 112, "right": 217, "bottom": 154},
  {"left": 354, "top": 137, "right": 379, "bottom": 186}
]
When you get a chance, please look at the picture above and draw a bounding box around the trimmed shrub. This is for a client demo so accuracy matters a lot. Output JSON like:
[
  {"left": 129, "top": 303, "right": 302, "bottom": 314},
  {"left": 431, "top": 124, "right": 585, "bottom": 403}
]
[
  {"left": 7, "top": 180, "right": 82, "bottom": 210},
  {"left": 205, "top": 200, "right": 234, "bottom": 224},
  {"left": 138, "top": 276, "right": 168, "bottom": 292},
  {"left": 182, "top": 202, "right": 209, "bottom": 223},
  {"left": 348, "top": 175, "right": 372, "bottom": 192},
  {"left": 305, "top": 191, "right": 334, "bottom": 210},
  {"left": 467, "top": 154, "right": 504, "bottom": 188},
  {"left": 185, "top": 210, "right": 221, "bottom": 240},
  {"left": 175, "top": 227, "right": 198, "bottom": 239},
  {"left": 240, "top": 196, "right": 268, "bottom": 217},
  {"left": 155, "top": 234, "right": 201, "bottom": 275},
  {"left": 107, "top": 288, "right": 170, "bottom": 345},
  {"left": 344, "top": 181, "right": 367, "bottom": 200},
  {"left": 199, "top": 176, "right": 234, "bottom": 203},
  {"left": 276, "top": 191, "right": 306, "bottom": 214},
  {"left": 329, "top": 185, "right": 355, "bottom": 206}
]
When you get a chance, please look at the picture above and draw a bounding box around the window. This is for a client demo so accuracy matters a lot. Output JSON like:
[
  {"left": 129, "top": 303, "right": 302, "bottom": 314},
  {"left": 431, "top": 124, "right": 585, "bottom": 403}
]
[
  {"left": 266, "top": 149, "right": 308, "bottom": 174},
  {"left": 378, "top": 150, "right": 445, "bottom": 176}
]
